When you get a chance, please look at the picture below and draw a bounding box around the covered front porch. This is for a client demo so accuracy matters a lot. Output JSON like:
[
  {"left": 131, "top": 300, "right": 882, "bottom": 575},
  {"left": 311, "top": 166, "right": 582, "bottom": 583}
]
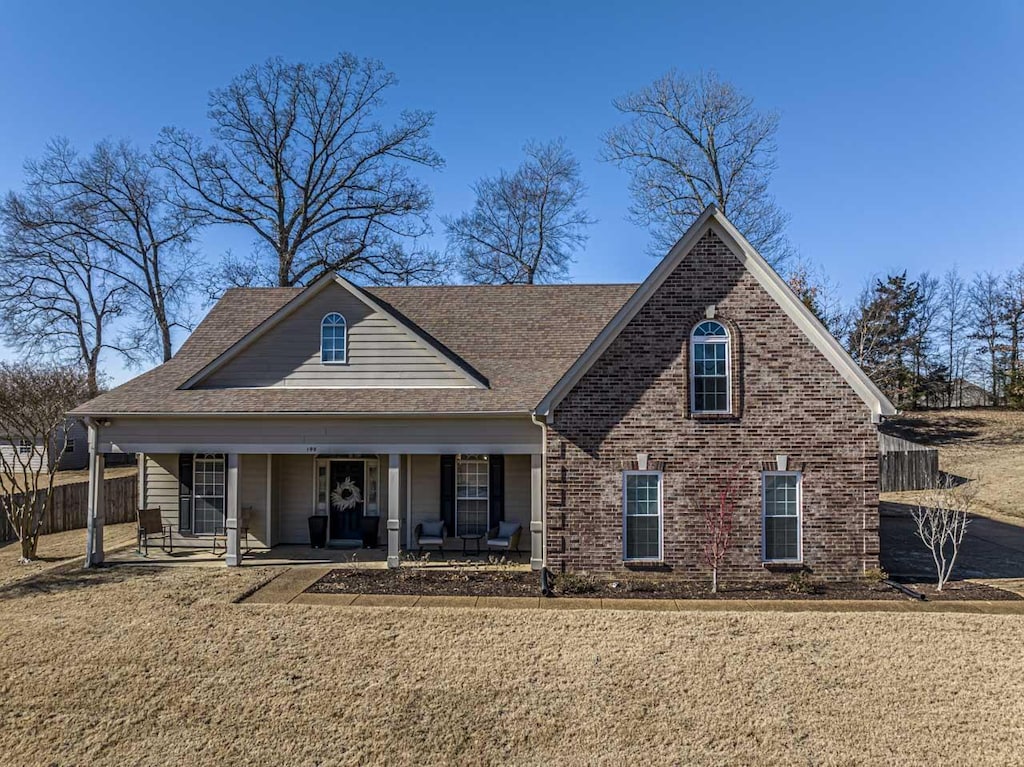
[{"left": 83, "top": 414, "right": 545, "bottom": 570}]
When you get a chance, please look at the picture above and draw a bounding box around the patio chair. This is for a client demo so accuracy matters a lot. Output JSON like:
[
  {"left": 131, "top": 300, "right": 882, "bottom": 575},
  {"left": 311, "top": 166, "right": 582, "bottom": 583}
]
[
  {"left": 136, "top": 507, "right": 172, "bottom": 556},
  {"left": 414, "top": 520, "right": 446, "bottom": 553},
  {"left": 486, "top": 521, "right": 522, "bottom": 558}
]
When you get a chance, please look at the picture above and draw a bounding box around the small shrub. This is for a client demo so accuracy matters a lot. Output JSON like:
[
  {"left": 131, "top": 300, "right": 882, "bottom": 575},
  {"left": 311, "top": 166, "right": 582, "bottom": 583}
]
[
  {"left": 785, "top": 571, "right": 818, "bottom": 595},
  {"left": 625, "top": 578, "right": 663, "bottom": 594},
  {"left": 862, "top": 567, "right": 888, "bottom": 583},
  {"left": 557, "top": 571, "right": 599, "bottom": 595}
]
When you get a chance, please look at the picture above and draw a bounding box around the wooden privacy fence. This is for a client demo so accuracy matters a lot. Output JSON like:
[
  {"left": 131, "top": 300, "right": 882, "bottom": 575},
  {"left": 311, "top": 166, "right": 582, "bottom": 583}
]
[
  {"left": 0, "top": 473, "right": 138, "bottom": 542},
  {"left": 878, "top": 432, "right": 939, "bottom": 492}
]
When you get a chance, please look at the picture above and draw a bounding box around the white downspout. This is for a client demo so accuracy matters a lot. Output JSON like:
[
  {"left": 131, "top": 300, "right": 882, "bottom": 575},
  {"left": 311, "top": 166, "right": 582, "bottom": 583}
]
[{"left": 530, "top": 412, "right": 547, "bottom": 571}]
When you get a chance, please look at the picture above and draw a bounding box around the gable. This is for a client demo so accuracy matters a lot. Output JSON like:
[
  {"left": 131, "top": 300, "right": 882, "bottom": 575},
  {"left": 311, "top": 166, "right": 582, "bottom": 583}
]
[
  {"left": 536, "top": 206, "right": 896, "bottom": 419},
  {"left": 192, "top": 279, "right": 483, "bottom": 390}
]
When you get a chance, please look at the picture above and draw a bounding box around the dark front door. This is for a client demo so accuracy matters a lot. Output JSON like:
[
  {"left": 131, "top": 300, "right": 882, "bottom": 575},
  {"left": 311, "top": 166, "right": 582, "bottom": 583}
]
[{"left": 329, "top": 460, "right": 365, "bottom": 542}]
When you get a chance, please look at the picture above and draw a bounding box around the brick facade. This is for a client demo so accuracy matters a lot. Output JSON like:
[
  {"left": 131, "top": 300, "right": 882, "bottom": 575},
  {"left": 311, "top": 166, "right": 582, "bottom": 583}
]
[{"left": 544, "top": 229, "right": 879, "bottom": 581}]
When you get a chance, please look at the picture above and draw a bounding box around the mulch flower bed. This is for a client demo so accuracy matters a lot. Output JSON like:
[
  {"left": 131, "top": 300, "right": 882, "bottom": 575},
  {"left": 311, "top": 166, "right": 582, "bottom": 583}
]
[{"left": 306, "top": 568, "right": 1021, "bottom": 601}]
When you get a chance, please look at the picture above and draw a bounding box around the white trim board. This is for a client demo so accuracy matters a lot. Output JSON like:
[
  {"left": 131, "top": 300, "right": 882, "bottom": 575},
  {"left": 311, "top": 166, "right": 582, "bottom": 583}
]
[
  {"left": 181, "top": 273, "right": 489, "bottom": 390},
  {"left": 535, "top": 205, "right": 896, "bottom": 420}
]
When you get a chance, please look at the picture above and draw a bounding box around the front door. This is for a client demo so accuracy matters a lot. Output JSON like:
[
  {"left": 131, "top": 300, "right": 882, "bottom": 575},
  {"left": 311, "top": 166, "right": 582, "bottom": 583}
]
[{"left": 329, "top": 460, "right": 365, "bottom": 543}]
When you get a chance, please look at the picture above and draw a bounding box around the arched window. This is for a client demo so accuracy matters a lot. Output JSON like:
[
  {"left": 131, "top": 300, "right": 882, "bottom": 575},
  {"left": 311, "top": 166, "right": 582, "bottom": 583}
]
[
  {"left": 320, "top": 313, "right": 347, "bottom": 364},
  {"left": 691, "top": 320, "right": 730, "bottom": 413}
]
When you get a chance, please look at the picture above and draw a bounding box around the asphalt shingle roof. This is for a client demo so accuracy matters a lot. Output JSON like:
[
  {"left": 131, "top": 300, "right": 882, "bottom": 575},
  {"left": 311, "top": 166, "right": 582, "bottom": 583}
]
[{"left": 72, "top": 283, "right": 638, "bottom": 416}]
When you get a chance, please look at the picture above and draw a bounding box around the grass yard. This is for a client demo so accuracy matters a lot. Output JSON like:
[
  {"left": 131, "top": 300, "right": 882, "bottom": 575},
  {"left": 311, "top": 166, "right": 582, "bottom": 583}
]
[
  {"left": 0, "top": 521, "right": 136, "bottom": 588},
  {"left": 882, "top": 407, "right": 1024, "bottom": 523},
  {"left": 1, "top": 565, "right": 1023, "bottom": 766}
]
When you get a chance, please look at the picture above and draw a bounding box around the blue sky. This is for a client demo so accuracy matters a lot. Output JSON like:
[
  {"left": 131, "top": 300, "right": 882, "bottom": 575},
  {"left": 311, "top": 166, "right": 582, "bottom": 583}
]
[{"left": 1, "top": 1, "right": 1023, "bottom": 383}]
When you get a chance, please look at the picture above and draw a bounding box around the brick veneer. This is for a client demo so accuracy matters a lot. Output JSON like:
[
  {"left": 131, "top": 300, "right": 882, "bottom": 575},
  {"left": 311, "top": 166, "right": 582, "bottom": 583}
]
[{"left": 544, "top": 228, "right": 879, "bottom": 581}]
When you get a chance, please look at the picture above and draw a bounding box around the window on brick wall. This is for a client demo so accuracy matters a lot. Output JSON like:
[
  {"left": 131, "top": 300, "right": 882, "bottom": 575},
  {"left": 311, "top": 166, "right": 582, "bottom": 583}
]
[
  {"left": 691, "top": 320, "right": 730, "bottom": 413},
  {"left": 762, "top": 471, "right": 802, "bottom": 562},
  {"left": 623, "top": 471, "right": 662, "bottom": 561}
]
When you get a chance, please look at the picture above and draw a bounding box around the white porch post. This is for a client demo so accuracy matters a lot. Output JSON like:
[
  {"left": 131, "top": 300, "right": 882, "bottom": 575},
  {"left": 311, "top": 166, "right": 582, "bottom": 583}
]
[
  {"left": 530, "top": 453, "right": 544, "bottom": 571},
  {"left": 225, "top": 453, "right": 241, "bottom": 566},
  {"left": 85, "top": 421, "right": 105, "bottom": 567},
  {"left": 387, "top": 453, "right": 401, "bottom": 568}
]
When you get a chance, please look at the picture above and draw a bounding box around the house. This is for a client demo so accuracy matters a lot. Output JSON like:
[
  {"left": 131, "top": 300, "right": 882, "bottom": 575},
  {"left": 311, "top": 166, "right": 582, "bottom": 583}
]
[
  {"left": 1, "top": 420, "right": 88, "bottom": 473},
  {"left": 72, "top": 206, "right": 896, "bottom": 580}
]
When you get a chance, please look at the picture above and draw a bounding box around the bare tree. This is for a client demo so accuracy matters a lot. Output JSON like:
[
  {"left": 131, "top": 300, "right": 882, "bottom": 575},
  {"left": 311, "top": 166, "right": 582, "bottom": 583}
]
[
  {"left": 444, "top": 140, "right": 593, "bottom": 284},
  {"left": 602, "top": 70, "right": 790, "bottom": 263},
  {"left": 702, "top": 478, "right": 736, "bottom": 594},
  {"left": 11, "top": 139, "right": 199, "bottom": 362},
  {"left": 0, "top": 194, "right": 131, "bottom": 398},
  {"left": 0, "top": 363, "right": 90, "bottom": 562},
  {"left": 157, "top": 53, "right": 446, "bottom": 289},
  {"left": 940, "top": 268, "right": 970, "bottom": 407},
  {"left": 970, "top": 271, "right": 1006, "bottom": 403},
  {"left": 912, "top": 473, "right": 976, "bottom": 591},
  {"left": 1002, "top": 265, "right": 1024, "bottom": 406},
  {"left": 785, "top": 257, "right": 847, "bottom": 338}
]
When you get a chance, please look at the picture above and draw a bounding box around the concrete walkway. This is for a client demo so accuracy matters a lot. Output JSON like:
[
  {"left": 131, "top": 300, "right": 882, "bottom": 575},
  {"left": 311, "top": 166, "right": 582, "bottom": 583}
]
[{"left": 240, "top": 565, "right": 1024, "bottom": 614}]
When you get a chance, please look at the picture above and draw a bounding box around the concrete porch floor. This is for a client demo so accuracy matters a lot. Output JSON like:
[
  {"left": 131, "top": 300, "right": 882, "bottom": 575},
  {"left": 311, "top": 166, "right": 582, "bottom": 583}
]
[{"left": 106, "top": 544, "right": 531, "bottom": 569}]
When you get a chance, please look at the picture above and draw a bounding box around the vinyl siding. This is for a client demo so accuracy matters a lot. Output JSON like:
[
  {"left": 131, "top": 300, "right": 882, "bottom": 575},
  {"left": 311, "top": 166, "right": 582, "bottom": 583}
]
[
  {"left": 239, "top": 454, "right": 269, "bottom": 548},
  {"left": 275, "top": 454, "right": 314, "bottom": 544},
  {"left": 144, "top": 454, "right": 179, "bottom": 531},
  {"left": 199, "top": 282, "right": 475, "bottom": 388},
  {"left": 0, "top": 442, "right": 47, "bottom": 472}
]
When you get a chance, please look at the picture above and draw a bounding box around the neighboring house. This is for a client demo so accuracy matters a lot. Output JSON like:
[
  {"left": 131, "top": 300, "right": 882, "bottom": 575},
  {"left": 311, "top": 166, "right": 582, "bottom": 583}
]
[
  {"left": 0, "top": 420, "right": 88, "bottom": 473},
  {"left": 73, "top": 206, "right": 895, "bottom": 579}
]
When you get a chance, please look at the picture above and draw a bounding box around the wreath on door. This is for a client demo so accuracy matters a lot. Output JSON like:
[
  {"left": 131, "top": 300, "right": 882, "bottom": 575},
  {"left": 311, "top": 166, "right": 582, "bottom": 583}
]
[{"left": 331, "top": 477, "right": 362, "bottom": 511}]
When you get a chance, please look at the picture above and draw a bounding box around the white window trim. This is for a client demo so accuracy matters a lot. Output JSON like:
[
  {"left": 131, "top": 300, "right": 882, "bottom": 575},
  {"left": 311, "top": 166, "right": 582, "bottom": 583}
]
[
  {"left": 761, "top": 470, "right": 803, "bottom": 564},
  {"left": 455, "top": 455, "right": 489, "bottom": 537},
  {"left": 64, "top": 439, "right": 76, "bottom": 454},
  {"left": 622, "top": 470, "right": 663, "bottom": 562},
  {"left": 319, "top": 312, "right": 348, "bottom": 365},
  {"left": 193, "top": 453, "right": 226, "bottom": 536},
  {"left": 17, "top": 438, "right": 32, "bottom": 454},
  {"left": 690, "top": 321, "right": 732, "bottom": 415}
]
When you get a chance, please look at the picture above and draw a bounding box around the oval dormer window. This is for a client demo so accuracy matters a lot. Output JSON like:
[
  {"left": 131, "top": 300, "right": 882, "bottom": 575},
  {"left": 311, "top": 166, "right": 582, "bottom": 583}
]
[{"left": 321, "top": 313, "right": 347, "bottom": 364}]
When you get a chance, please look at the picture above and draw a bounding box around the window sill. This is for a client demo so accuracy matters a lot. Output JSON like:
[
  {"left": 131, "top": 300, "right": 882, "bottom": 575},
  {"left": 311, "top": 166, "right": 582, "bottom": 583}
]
[
  {"left": 689, "top": 412, "right": 738, "bottom": 423},
  {"left": 762, "top": 561, "right": 805, "bottom": 572},
  {"left": 623, "top": 559, "right": 670, "bottom": 572}
]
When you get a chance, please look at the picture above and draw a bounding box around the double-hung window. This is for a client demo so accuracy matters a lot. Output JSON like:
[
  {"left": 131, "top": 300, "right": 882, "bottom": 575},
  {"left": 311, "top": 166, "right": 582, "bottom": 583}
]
[
  {"left": 320, "top": 313, "right": 347, "bottom": 364},
  {"left": 762, "top": 471, "right": 801, "bottom": 562},
  {"left": 17, "top": 438, "right": 32, "bottom": 454},
  {"left": 455, "top": 455, "right": 489, "bottom": 536},
  {"left": 691, "top": 320, "right": 730, "bottom": 413},
  {"left": 623, "top": 471, "right": 662, "bottom": 561},
  {"left": 193, "top": 454, "right": 226, "bottom": 535}
]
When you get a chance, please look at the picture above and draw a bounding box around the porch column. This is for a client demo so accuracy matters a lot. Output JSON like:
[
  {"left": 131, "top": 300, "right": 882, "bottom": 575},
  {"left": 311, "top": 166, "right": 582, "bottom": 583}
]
[
  {"left": 225, "top": 453, "right": 241, "bottom": 566},
  {"left": 530, "top": 453, "right": 543, "bottom": 571},
  {"left": 85, "top": 421, "right": 105, "bottom": 567},
  {"left": 387, "top": 453, "right": 401, "bottom": 568}
]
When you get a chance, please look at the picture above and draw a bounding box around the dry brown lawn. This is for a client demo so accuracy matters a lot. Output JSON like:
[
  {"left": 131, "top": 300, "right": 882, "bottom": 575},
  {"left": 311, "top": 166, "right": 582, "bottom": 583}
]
[
  {"left": 0, "top": 565, "right": 1023, "bottom": 766},
  {"left": 0, "top": 522, "right": 136, "bottom": 588},
  {"left": 882, "top": 407, "right": 1024, "bottom": 523}
]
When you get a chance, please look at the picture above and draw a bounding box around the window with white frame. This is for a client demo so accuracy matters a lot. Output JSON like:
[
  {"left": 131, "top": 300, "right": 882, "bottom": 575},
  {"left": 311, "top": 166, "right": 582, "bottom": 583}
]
[
  {"left": 17, "top": 438, "right": 32, "bottom": 454},
  {"left": 320, "top": 312, "right": 347, "bottom": 363},
  {"left": 193, "top": 454, "right": 226, "bottom": 535},
  {"left": 64, "top": 439, "right": 76, "bottom": 454},
  {"left": 762, "top": 472, "right": 801, "bottom": 562},
  {"left": 691, "top": 320, "right": 730, "bottom": 413},
  {"left": 455, "top": 455, "right": 489, "bottom": 536},
  {"left": 623, "top": 471, "right": 662, "bottom": 561}
]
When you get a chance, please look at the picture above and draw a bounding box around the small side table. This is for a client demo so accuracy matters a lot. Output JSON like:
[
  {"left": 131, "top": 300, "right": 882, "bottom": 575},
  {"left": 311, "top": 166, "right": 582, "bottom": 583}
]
[{"left": 459, "top": 533, "right": 484, "bottom": 555}]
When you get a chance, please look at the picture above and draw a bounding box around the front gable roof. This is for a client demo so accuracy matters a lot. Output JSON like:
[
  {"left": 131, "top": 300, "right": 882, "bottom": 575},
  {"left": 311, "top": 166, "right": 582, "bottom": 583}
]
[
  {"left": 536, "top": 205, "right": 897, "bottom": 420},
  {"left": 69, "top": 283, "right": 637, "bottom": 416},
  {"left": 181, "top": 273, "right": 489, "bottom": 390}
]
